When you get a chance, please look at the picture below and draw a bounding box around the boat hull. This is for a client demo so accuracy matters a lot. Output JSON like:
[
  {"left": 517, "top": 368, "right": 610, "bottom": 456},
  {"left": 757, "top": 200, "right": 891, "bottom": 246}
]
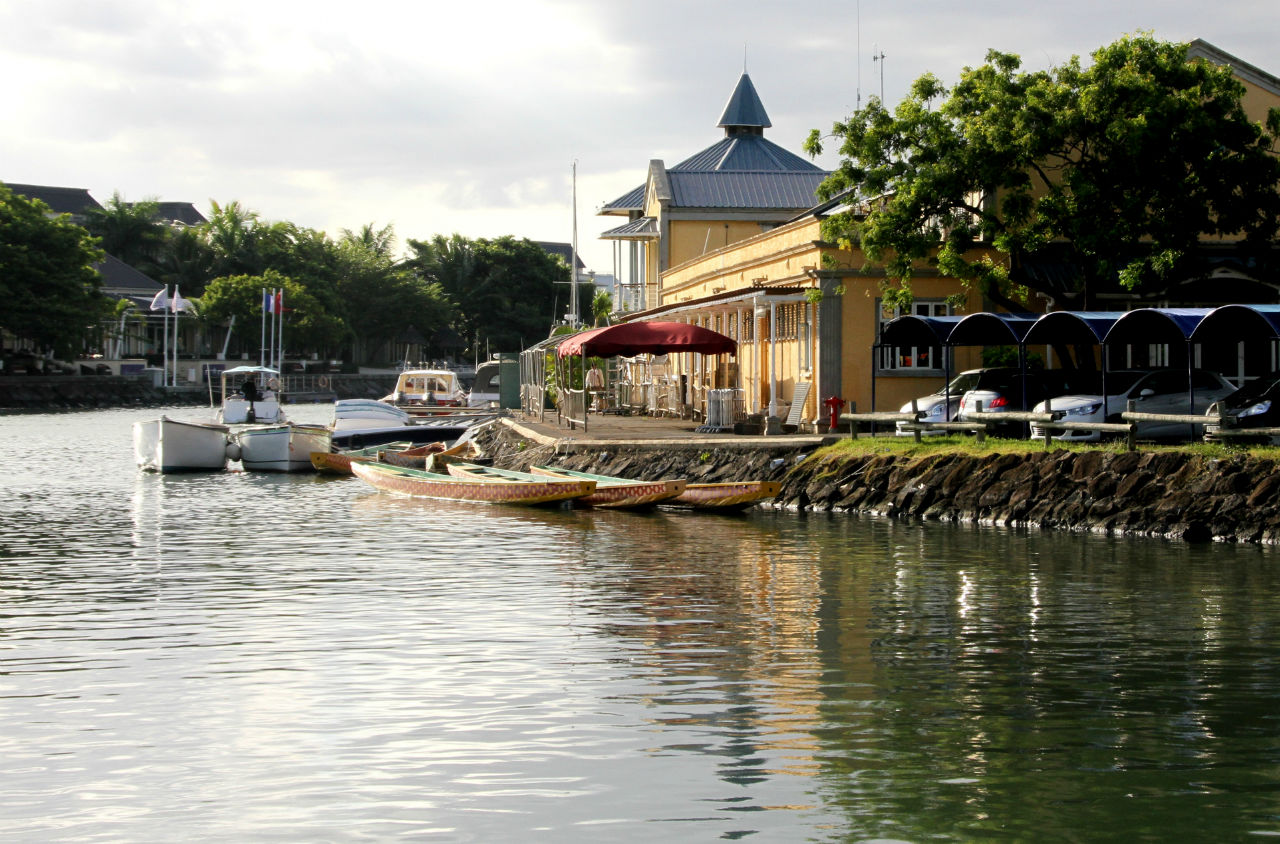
[
  {"left": 235, "top": 424, "right": 332, "bottom": 472},
  {"left": 527, "top": 466, "right": 687, "bottom": 509},
  {"left": 133, "top": 416, "right": 230, "bottom": 472},
  {"left": 666, "top": 481, "right": 781, "bottom": 511},
  {"left": 353, "top": 462, "right": 594, "bottom": 505}
]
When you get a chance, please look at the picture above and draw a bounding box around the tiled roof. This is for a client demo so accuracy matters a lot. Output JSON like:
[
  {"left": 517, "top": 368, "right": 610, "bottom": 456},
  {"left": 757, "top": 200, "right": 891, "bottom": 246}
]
[
  {"left": 668, "top": 171, "right": 829, "bottom": 210},
  {"left": 150, "top": 202, "right": 208, "bottom": 226},
  {"left": 96, "top": 254, "right": 162, "bottom": 294},
  {"left": 4, "top": 182, "right": 102, "bottom": 217}
]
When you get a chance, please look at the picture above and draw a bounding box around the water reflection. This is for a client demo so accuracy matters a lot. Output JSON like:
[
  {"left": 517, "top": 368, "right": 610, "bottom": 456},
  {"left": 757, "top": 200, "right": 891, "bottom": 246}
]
[{"left": 1, "top": 407, "right": 1279, "bottom": 840}]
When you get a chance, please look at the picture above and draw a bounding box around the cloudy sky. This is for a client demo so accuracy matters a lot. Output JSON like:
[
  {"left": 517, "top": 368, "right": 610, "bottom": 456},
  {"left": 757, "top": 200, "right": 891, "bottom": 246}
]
[{"left": 3, "top": 0, "right": 1276, "bottom": 274}]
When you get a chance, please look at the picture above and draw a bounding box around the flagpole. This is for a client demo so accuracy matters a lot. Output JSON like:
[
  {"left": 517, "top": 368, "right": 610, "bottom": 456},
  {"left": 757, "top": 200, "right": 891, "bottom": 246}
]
[
  {"left": 172, "top": 295, "right": 179, "bottom": 387},
  {"left": 268, "top": 289, "right": 277, "bottom": 373},
  {"left": 163, "top": 284, "right": 171, "bottom": 387},
  {"left": 260, "top": 287, "right": 268, "bottom": 367},
  {"left": 276, "top": 289, "right": 284, "bottom": 374}
]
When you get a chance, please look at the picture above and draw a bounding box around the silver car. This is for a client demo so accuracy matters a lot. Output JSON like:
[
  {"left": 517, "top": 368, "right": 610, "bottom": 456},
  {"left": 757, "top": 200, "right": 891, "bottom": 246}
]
[
  {"left": 894, "top": 369, "right": 987, "bottom": 436},
  {"left": 1031, "top": 368, "right": 1235, "bottom": 441}
]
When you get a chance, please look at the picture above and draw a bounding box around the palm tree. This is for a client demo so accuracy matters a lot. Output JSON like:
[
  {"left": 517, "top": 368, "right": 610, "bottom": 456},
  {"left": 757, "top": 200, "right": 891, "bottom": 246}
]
[
  {"left": 591, "top": 289, "right": 613, "bottom": 327},
  {"left": 82, "top": 192, "right": 167, "bottom": 272}
]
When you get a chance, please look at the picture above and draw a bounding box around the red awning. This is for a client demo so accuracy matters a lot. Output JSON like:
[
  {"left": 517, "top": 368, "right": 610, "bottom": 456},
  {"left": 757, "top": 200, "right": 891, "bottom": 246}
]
[{"left": 556, "top": 321, "right": 737, "bottom": 358}]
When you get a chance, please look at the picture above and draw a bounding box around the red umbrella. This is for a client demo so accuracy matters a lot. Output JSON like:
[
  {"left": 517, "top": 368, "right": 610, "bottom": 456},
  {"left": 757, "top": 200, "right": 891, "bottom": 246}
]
[{"left": 557, "top": 321, "right": 736, "bottom": 358}]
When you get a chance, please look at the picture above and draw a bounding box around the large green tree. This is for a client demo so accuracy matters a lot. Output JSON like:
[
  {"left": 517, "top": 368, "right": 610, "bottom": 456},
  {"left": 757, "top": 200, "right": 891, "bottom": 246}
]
[
  {"left": 405, "top": 234, "right": 567, "bottom": 355},
  {"left": 805, "top": 34, "right": 1280, "bottom": 310},
  {"left": 335, "top": 226, "right": 455, "bottom": 364},
  {"left": 200, "top": 270, "right": 348, "bottom": 359},
  {"left": 0, "top": 184, "right": 108, "bottom": 358}
]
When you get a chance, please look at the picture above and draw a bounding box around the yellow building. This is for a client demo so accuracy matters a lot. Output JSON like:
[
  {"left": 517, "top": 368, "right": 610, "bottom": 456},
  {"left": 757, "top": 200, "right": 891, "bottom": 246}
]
[{"left": 597, "top": 41, "right": 1280, "bottom": 430}]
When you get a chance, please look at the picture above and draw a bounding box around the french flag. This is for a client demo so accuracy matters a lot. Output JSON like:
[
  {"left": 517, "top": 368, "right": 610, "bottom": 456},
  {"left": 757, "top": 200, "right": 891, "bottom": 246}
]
[{"left": 263, "top": 290, "right": 275, "bottom": 314}]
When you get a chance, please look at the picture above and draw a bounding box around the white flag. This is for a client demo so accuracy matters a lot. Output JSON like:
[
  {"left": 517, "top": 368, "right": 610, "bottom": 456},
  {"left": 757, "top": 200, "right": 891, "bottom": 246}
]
[
  {"left": 149, "top": 288, "right": 170, "bottom": 311},
  {"left": 171, "top": 288, "right": 191, "bottom": 313}
]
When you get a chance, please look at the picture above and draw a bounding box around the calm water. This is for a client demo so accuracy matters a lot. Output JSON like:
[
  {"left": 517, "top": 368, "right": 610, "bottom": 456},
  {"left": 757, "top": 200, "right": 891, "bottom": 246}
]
[{"left": 2, "top": 406, "right": 1279, "bottom": 841}]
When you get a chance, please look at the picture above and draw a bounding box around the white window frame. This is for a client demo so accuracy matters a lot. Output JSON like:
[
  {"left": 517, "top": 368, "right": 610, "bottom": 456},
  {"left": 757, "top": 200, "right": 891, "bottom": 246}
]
[{"left": 876, "top": 298, "right": 952, "bottom": 374}]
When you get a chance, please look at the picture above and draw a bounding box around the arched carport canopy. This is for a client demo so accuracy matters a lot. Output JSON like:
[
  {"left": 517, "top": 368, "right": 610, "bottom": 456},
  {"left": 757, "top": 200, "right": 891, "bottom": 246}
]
[
  {"left": 883, "top": 305, "right": 1280, "bottom": 349},
  {"left": 1102, "top": 308, "right": 1214, "bottom": 345},
  {"left": 872, "top": 304, "right": 1280, "bottom": 416},
  {"left": 1189, "top": 304, "right": 1280, "bottom": 342},
  {"left": 1023, "top": 311, "right": 1121, "bottom": 346},
  {"left": 947, "top": 312, "right": 1038, "bottom": 346}
]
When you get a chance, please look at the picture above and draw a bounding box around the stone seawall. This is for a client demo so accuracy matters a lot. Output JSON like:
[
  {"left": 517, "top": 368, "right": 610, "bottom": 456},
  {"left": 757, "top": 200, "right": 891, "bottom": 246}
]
[
  {"left": 778, "top": 449, "right": 1280, "bottom": 544},
  {"left": 474, "top": 422, "right": 1280, "bottom": 544}
]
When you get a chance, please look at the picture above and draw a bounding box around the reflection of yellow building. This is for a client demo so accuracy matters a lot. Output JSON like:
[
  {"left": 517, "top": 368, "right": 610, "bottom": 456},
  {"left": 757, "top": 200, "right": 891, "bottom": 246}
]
[{"left": 598, "top": 41, "right": 1280, "bottom": 427}]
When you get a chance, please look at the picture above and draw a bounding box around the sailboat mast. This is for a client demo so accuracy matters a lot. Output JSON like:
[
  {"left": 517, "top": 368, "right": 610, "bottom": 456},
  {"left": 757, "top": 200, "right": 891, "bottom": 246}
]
[{"left": 570, "top": 160, "right": 579, "bottom": 328}]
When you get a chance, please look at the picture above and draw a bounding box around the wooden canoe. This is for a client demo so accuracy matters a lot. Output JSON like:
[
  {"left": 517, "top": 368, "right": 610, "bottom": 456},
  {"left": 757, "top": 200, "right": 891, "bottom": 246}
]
[
  {"left": 310, "top": 441, "right": 420, "bottom": 475},
  {"left": 527, "top": 465, "right": 687, "bottom": 509},
  {"left": 352, "top": 461, "right": 595, "bottom": 505},
  {"left": 664, "top": 480, "right": 781, "bottom": 511}
]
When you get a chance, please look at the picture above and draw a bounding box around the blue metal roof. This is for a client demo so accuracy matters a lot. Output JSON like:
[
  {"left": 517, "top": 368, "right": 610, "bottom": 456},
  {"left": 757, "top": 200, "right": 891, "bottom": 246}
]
[
  {"left": 599, "top": 216, "right": 658, "bottom": 239},
  {"left": 668, "top": 171, "right": 829, "bottom": 210},
  {"left": 600, "top": 183, "right": 645, "bottom": 213},
  {"left": 673, "top": 134, "right": 824, "bottom": 173},
  {"left": 717, "top": 73, "right": 771, "bottom": 128}
]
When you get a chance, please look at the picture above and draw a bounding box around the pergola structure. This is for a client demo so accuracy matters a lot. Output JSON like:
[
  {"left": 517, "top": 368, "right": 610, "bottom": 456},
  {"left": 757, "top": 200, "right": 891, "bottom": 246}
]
[{"left": 877, "top": 305, "right": 1280, "bottom": 419}]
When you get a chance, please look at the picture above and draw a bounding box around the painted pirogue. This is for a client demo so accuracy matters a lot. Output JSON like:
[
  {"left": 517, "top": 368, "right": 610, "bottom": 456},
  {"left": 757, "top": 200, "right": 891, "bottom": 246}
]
[
  {"left": 664, "top": 480, "right": 782, "bottom": 511},
  {"left": 351, "top": 461, "right": 595, "bottom": 505},
  {"left": 526, "top": 465, "right": 687, "bottom": 509}
]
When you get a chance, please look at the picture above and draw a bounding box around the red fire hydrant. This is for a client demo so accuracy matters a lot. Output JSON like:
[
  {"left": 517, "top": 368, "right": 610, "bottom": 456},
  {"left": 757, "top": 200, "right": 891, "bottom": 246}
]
[{"left": 823, "top": 395, "right": 846, "bottom": 431}]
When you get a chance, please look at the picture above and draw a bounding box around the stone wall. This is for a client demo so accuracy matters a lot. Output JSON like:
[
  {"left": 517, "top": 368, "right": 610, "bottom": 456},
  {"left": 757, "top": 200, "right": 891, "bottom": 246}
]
[
  {"left": 776, "top": 449, "right": 1280, "bottom": 543},
  {"left": 473, "top": 421, "right": 1280, "bottom": 544}
]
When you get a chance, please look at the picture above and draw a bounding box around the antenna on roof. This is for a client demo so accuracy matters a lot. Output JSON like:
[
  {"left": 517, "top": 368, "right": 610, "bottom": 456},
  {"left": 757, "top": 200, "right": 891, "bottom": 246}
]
[
  {"left": 873, "top": 46, "right": 886, "bottom": 102},
  {"left": 856, "top": 0, "right": 862, "bottom": 110},
  {"left": 743, "top": 43, "right": 748, "bottom": 73}
]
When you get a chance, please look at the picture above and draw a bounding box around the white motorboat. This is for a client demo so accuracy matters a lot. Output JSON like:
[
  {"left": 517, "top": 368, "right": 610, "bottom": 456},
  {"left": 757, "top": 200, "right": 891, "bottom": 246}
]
[
  {"left": 133, "top": 415, "right": 231, "bottom": 472},
  {"left": 217, "top": 365, "right": 285, "bottom": 424},
  {"left": 231, "top": 423, "right": 332, "bottom": 472}
]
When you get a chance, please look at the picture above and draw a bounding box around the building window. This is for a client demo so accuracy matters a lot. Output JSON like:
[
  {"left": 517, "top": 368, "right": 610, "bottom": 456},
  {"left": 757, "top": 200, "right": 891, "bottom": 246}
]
[{"left": 876, "top": 299, "right": 952, "bottom": 372}]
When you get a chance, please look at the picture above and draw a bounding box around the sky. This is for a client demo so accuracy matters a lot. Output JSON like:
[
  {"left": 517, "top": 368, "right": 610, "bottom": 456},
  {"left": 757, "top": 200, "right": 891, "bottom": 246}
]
[{"left": 3, "top": 0, "right": 1277, "bottom": 277}]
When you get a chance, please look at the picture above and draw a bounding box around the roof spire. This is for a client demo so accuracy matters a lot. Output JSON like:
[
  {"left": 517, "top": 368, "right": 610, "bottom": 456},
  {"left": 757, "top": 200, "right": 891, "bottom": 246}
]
[{"left": 717, "top": 72, "right": 771, "bottom": 136}]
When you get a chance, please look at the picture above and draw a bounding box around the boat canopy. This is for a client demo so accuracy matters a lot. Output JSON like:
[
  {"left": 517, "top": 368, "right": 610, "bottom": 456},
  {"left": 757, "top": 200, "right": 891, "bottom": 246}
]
[{"left": 556, "top": 321, "right": 736, "bottom": 358}]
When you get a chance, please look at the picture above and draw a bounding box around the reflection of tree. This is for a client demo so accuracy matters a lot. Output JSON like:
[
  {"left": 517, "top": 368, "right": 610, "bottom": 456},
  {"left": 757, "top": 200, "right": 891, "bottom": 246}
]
[
  {"left": 808, "top": 522, "right": 1280, "bottom": 840},
  {"left": 572, "top": 510, "right": 1280, "bottom": 838}
]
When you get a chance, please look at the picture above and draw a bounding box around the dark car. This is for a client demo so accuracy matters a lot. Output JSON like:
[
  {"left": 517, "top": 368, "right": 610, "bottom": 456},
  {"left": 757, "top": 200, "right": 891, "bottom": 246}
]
[{"left": 1206, "top": 374, "right": 1280, "bottom": 443}]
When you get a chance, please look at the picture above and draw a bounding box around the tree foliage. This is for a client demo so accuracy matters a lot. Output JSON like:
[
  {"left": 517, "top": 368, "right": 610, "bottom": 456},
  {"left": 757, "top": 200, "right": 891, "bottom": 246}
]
[
  {"left": 0, "top": 184, "right": 109, "bottom": 358},
  {"left": 405, "top": 234, "right": 566, "bottom": 354},
  {"left": 806, "top": 34, "right": 1280, "bottom": 309}
]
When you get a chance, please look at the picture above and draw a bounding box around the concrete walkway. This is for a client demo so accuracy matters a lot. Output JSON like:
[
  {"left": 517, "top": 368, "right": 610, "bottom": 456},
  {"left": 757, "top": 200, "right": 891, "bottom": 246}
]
[{"left": 499, "top": 410, "right": 833, "bottom": 453}]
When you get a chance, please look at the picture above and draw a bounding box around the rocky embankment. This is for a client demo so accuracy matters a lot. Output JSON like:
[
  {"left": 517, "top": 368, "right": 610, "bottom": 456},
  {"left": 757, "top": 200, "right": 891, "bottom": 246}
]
[{"left": 474, "top": 421, "right": 1280, "bottom": 543}]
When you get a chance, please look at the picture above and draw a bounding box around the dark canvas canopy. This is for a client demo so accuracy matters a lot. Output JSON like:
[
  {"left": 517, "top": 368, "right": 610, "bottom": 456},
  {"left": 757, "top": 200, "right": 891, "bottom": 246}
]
[{"left": 557, "top": 321, "right": 736, "bottom": 358}]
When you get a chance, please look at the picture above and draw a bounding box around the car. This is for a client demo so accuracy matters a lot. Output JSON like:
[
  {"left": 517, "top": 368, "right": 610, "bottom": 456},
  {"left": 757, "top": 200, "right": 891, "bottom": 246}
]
[
  {"left": 1204, "top": 373, "right": 1280, "bottom": 443},
  {"left": 894, "top": 368, "right": 989, "bottom": 436},
  {"left": 956, "top": 368, "right": 1095, "bottom": 435},
  {"left": 1031, "top": 368, "right": 1235, "bottom": 441}
]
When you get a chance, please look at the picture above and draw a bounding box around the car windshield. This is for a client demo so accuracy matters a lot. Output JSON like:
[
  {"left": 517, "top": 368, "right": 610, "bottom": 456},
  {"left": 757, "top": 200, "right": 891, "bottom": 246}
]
[
  {"left": 1223, "top": 375, "right": 1280, "bottom": 407},
  {"left": 1102, "top": 370, "right": 1151, "bottom": 395},
  {"left": 941, "top": 372, "right": 982, "bottom": 394}
]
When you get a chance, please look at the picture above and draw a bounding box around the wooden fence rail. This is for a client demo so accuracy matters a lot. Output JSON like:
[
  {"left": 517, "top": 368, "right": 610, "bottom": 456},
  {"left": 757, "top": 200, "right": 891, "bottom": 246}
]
[{"left": 838, "top": 398, "right": 1251, "bottom": 452}]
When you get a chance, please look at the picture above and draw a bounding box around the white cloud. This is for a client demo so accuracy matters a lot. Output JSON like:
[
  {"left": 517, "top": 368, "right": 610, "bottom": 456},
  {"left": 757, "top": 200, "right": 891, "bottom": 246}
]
[{"left": 3, "top": 0, "right": 1277, "bottom": 274}]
